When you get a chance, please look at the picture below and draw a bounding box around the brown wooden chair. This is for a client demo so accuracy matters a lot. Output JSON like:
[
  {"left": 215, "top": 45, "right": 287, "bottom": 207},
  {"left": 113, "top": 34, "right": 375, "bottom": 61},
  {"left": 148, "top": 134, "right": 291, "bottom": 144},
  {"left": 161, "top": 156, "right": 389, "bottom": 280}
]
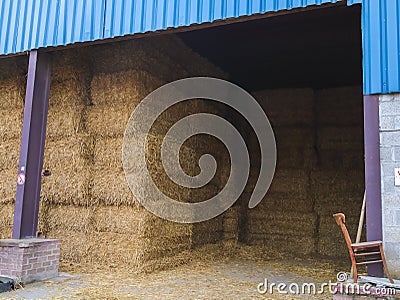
[{"left": 333, "top": 213, "right": 394, "bottom": 283}]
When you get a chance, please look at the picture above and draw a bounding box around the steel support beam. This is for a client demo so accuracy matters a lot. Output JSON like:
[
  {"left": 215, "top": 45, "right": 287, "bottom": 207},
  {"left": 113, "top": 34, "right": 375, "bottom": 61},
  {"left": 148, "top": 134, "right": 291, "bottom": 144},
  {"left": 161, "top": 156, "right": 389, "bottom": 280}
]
[
  {"left": 363, "top": 95, "right": 383, "bottom": 277},
  {"left": 12, "top": 51, "right": 51, "bottom": 239}
]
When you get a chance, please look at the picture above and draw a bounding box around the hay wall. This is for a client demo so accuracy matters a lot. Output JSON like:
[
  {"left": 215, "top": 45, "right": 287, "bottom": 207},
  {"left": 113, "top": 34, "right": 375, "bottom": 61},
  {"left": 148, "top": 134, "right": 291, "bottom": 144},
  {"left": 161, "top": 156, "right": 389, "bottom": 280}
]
[
  {"left": 38, "top": 35, "right": 227, "bottom": 272},
  {"left": 245, "top": 86, "right": 365, "bottom": 259},
  {"left": 0, "top": 60, "right": 26, "bottom": 238}
]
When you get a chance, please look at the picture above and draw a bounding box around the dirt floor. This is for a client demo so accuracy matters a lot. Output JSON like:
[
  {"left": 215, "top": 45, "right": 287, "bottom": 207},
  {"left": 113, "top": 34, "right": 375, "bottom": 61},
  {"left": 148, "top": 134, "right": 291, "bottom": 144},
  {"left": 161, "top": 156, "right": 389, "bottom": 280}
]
[{"left": 1, "top": 242, "right": 349, "bottom": 300}]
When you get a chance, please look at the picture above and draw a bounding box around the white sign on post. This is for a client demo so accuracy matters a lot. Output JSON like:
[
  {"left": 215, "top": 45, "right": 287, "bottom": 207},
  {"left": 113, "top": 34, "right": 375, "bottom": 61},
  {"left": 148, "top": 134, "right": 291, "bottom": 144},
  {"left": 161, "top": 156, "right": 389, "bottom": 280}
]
[{"left": 395, "top": 168, "right": 400, "bottom": 186}]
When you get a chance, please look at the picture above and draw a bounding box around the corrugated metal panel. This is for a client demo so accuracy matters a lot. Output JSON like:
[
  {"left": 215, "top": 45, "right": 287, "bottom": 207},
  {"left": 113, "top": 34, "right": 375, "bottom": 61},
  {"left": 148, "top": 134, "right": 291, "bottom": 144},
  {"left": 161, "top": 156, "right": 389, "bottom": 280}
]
[
  {"left": 362, "top": 0, "right": 400, "bottom": 94},
  {"left": 0, "top": 0, "right": 348, "bottom": 56},
  {"left": 347, "top": 0, "right": 362, "bottom": 5}
]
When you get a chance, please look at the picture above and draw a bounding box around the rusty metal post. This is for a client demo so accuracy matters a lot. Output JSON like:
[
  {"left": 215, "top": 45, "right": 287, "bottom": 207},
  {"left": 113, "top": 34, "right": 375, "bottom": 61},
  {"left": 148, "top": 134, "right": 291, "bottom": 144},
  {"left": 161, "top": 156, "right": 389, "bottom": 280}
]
[
  {"left": 363, "top": 94, "right": 383, "bottom": 277},
  {"left": 12, "top": 51, "right": 51, "bottom": 239}
]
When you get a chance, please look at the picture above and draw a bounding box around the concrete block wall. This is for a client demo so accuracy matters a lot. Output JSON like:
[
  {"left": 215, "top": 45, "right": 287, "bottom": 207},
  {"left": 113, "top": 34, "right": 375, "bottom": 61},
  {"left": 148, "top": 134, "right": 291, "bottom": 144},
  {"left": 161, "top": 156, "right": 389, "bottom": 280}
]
[{"left": 379, "top": 93, "right": 400, "bottom": 277}]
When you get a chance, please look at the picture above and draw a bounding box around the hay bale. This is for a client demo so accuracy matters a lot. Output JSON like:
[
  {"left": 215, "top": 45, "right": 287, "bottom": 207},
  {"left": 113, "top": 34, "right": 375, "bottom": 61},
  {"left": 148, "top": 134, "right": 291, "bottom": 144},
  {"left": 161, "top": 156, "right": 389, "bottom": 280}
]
[
  {"left": 51, "top": 49, "right": 91, "bottom": 83},
  {"left": 246, "top": 169, "right": 310, "bottom": 198},
  {"left": 145, "top": 35, "right": 227, "bottom": 79},
  {"left": 223, "top": 206, "right": 240, "bottom": 241},
  {"left": 0, "top": 76, "right": 25, "bottom": 110},
  {"left": 41, "top": 169, "right": 89, "bottom": 206},
  {"left": 317, "top": 214, "right": 360, "bottom": 258},
  {"left": 311, "top": 170, "right": 364, "bottom": 199},
  {"left": 0, "top": 138, "right": 20, "bottom": 171},
  {"left": 47, "top": 105, "right": 85, "bottom": 138},
  {"left": 253, "top": 192, "right": 314, "bottom": 213},
  {"left": 247, "top": 210, "right": 317, "bottom": 238},
  {"left": 0, "top": 108, "right": 23, "bottom": 140},
  {"left": 317, "top": 149, "right": 364, "bottom": 170},
  {"left": 49, "top": 79, "right": 89, "bottom": 107},
  {"left": 247, "top": 234, "right": 315, "bottom": 256},
  {"left": 90, "top": 38, "right": 186, "bottom": 79},
  {"left": 43, "top": 135, "right": 91, "bottom": 170},
  {"left": 90, "top": 70, "right": 163, "bottom": 106},
  {"left": 252, "top": 88, "right": 314, "bottom": 126},
  {"left": 0, "top": 204, "right": 13, "bottom": 239},
  {"left": 47, "top": 230, "right": 139, "bottom": 267},
  {"left": 317, "top": 126, "right": 364, "bottom": 151},
  {"left": 0, "top": 169, "right": 17, "bottom": 205},
  {"left": 315, "top": 86, "right": 363, "bottom": 126},
  {"left": 87, "top": 105, "right": 131, "bottom": 137}
]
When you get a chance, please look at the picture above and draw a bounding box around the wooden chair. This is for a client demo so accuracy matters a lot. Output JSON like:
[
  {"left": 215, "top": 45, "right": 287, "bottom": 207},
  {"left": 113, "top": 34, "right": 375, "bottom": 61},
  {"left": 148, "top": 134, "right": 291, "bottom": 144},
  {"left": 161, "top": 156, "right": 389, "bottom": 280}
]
[{"left": 333, "top": 213, "right": 394, "bottom": 283}]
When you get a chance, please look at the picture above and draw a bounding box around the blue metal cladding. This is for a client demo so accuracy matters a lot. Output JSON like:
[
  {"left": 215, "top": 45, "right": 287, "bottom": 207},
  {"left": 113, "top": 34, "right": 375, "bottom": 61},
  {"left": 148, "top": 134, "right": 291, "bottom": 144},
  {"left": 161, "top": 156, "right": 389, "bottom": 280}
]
[
  {"left": 0, "top": 0, "right": 106, "bottom": 55},
  {"left": 362, "top": 0, "right": 400, "bottom": 95},
  {"left": 0, "top": 0, "right": 348, "bottom": 56},
  {"left": 1, "top": 0, "right": 398, "bottom": 94}
]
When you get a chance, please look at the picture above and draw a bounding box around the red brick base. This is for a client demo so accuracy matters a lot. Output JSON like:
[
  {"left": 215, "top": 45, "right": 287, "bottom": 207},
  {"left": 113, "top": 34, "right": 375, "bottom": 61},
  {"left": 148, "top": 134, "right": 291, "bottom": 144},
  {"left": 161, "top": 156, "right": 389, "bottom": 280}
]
[{"left": 0, "top": 239, "right": 60, "bottom": 283}]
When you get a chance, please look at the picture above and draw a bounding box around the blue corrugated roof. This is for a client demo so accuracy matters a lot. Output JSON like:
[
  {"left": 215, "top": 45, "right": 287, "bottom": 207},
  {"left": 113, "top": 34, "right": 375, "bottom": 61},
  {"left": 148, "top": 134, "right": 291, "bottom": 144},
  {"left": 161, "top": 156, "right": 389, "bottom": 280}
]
[
  {"left": 1, "top": 0, "right": 399, "bottom": 95},
  {"left": 362, "top": 0, "right": 400, "bottom": 94},
  {"left": 0, "top": 0, "right": 348, "bottom": 56}
]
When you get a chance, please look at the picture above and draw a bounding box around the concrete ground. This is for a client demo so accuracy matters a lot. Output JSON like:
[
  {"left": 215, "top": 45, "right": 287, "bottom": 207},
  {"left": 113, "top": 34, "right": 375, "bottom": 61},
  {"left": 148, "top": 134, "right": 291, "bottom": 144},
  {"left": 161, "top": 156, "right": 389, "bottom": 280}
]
[{"left": 1, "top": 258, "right": 346, "bottom": 299}]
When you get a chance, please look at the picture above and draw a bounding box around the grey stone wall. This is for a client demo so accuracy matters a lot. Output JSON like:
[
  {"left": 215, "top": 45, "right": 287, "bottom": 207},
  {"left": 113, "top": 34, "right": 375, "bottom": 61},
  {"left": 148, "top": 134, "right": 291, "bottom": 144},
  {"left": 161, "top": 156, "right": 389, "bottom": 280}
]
[{"left": 379, "top": 93, "right": 400, "bottom": 277}]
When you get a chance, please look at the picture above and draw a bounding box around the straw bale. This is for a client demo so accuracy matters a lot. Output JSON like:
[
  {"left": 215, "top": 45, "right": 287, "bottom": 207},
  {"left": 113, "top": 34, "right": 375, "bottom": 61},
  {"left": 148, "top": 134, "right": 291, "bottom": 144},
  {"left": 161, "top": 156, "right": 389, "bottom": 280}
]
[
  {"left": 44, "top": 205, "right": 94, "bottom": 233},
  {"left": 47, "top": 105, "right": 85, "bottom": 138},
  {"left": 90, "top": 38, "right": 187, "bottom": 80},
  {"left": 243, "top": 189, "right": 314, "bottom": 213},
  {"left": 273, "top": 127, "right": 314, "bottom": 151},
  {"left": 0, "top": 169, "right": 17, "bottom": 205},
  {"left": 0, "top": 76, "right": 26, "bottom": 110},
  {"left": 90, "top": 70, "right": 164, "bottom": 106},
  {"left": 0, "top": 108, "right": 23, "bottom": 140},
  {"left": 0, "top": 56, "right": 27, "bottom": 81},
  {"left": 93, "top": 137, "right": 123, "bottom": 169},
  {"left": 314, "top": 195, "right": 364, "bottom": 216},
  {"left": 47, "top": 230, "right": 139, "bottom": 267},
  {"left": 49, "top": 79, "right": 89, "bottom": 108},
  {"left": 135, "top": 235, "right": 192, "bottom": 262},
  {"left": 0, "top": 138, "right": 20, "bottom": 171},
  {"left": 43, "top": 135, "right": 90, "bottom": 170},
  {"left": 247, "top": 233, "right": 315, "bottom": 256},
  {"left": 87, "top": 105, "right": 131, "bottom": 137},
  {"left": 51, "top": 49, "right": 91, "bottom": 83},
  {"left": 317, "top": 214, "right": 360, "bottom": 258},
  {"left": 0, "top": 204, "right": 13, "bottom": 239},
  {"left": 223, "top": 206, "right": 240, "bottom": 240},
  {"left": 41, "top": 169, "right": 89, "bottom": 205},
  {"left": 245, "top": 169, "right": 310, "bottom": 198},
  {"left": 276, "top": 145, "right": 316, "bottom": 170},
  {"left": 311, "top": 170, "right": 364, "bottom": 199},
  {"left": 252, "top": 88, "right": 314, "bottom": 126},
  {"left": 317, "top": 126, "right": 364, "bottom": 151},
  {"left": 90, "top": 169, "right": 135, "bottom": 206},
  {"left": 145, "top": 35, "right": 227, "bottom": 79},
  {"left": 247, "top": 210, "right": 317, "bottom": 237},
  {"left": 315, "top": 86, "right": 363, "bottom": 126},
  {"left": 317, "top": 149, "right": 365, "bottom": 170}
]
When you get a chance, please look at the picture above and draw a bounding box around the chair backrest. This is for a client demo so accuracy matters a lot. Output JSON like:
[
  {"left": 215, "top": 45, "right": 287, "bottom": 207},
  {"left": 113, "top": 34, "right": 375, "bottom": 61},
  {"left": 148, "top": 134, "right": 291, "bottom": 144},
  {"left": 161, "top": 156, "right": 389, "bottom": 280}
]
[{"left": 333, "top": 213, "right": 354, "bottom": 253}]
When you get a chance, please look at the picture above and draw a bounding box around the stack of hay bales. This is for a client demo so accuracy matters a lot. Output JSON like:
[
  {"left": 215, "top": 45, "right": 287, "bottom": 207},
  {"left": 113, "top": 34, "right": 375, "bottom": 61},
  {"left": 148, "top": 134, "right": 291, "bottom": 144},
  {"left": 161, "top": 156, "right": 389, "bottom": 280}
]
[
  {"left": 40, "top": 50, "right": 91, "bottom": 209},
  {"left": 313, "top": 86, "right": 365, "bottom": 258},
  {"left": 57, "top": 34, "right": 228, "bottom": 271},
  {"left": 245, "top": 88, "right": 317, "bottom": 255},
  {"left": 0, "top": 72, "right": 26, "bottom": 239}
]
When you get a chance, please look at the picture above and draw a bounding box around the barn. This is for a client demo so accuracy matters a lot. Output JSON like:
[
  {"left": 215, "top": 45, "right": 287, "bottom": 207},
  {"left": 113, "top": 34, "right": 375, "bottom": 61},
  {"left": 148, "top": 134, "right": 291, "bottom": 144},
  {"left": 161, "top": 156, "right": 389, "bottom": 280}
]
[{"left": 0, "top": 0, "right": 399, "bottom": 291}]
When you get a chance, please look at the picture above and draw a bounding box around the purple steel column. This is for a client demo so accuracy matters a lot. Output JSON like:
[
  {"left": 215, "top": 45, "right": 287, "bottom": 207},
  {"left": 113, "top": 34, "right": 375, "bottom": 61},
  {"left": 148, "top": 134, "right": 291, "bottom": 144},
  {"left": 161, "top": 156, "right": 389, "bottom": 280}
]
[
  {"left": 363, "top": 95, "right": 383, "bottom": 277},
  {"left": 12, "top": 51, "right": 51, "bottom": 239}
]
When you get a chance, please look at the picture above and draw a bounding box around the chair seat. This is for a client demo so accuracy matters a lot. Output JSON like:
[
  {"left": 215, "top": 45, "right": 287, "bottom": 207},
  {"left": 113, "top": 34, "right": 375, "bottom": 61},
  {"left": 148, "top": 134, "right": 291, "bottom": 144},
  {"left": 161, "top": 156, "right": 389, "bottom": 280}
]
[{"left": 351, "top": 240, "right": 382, "bottom": 249}]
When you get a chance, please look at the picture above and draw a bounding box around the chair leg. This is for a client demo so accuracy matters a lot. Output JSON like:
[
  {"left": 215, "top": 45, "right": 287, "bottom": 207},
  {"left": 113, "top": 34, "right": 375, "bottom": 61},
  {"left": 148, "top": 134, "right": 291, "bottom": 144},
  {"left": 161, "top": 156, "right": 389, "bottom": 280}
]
[
  {"left": 379, "top": 244, "right": 394, "bottom": 284},
  {"left": 350, "top": 249, "right": 358, "bottom": 283}
]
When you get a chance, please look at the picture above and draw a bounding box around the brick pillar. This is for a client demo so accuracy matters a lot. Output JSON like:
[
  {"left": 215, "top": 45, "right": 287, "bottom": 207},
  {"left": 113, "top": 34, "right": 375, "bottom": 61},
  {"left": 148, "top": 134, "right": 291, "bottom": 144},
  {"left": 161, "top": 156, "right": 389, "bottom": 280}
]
[
  {"left": 378, "top": 93, "right": 400, "bottom": 278},
  {"left": 0, "top": 239, "right": 60, "bottom": 283}
]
